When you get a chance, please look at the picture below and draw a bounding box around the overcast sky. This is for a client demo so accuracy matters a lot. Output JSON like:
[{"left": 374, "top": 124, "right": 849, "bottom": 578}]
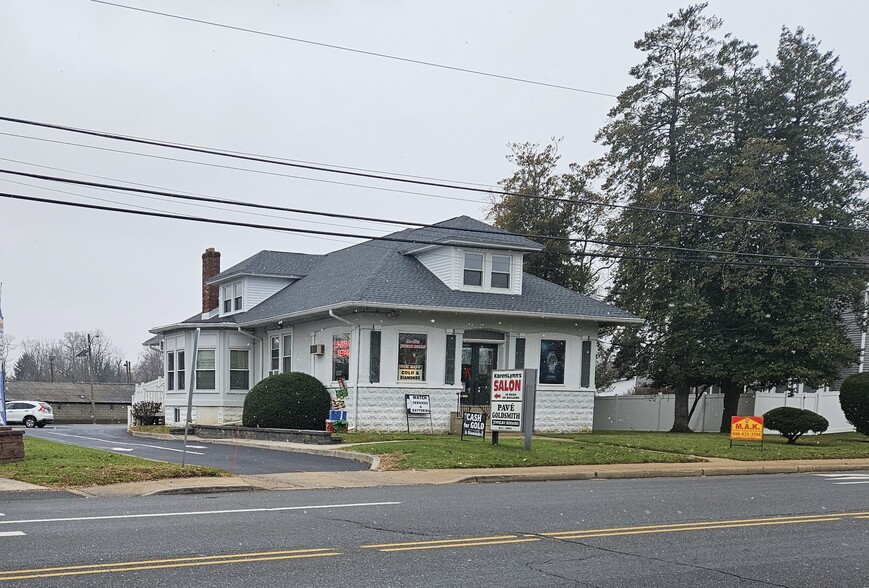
[{"left": 1, "top": 0, "right": 867, "bottom": 369}]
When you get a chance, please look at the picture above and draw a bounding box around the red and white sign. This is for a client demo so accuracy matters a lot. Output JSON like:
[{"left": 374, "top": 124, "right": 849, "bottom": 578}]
[
  {"left": 491, "top": 370, "right": 524, "bottom": 402},
  {"left": 490, "top": 370, "right": 524, "bottom": 431}
]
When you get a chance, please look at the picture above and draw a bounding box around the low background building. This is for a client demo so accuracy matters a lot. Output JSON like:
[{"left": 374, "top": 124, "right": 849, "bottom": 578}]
[{"left": 5, "top": 381, "right": 133, "bottom": 424}]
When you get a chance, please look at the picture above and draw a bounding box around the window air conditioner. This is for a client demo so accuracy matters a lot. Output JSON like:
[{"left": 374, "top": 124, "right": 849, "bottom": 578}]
[
  {"left": 268, "top": 370, "right": 279, "bottom": 376},
  {"left": 310, "top": 344, "right": 326, "bottom": 355}
]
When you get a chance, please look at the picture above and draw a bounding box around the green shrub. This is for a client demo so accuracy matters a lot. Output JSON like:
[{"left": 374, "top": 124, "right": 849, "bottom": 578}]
[
  {"left": 763, "top": 407, "right": 828, "bottom": 444},
  {"left": 242, "top": 372, "right": 330, "bottom": 430},
  {"left": 131, "top": 401, "right": 163, "bottom": 426},
  {"left": 840, "top": 372, "right": 869, "bottom": 436}
]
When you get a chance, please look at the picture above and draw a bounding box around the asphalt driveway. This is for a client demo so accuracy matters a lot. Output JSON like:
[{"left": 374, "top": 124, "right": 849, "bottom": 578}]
[{"left": 20, "top": 424, "right": 369, "bottom": 475}]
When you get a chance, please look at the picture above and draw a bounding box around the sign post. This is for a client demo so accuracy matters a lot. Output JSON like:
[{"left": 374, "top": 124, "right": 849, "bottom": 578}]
[
  {"left": 522, "top": 369, "right": 537, "bottom": 451},
  {"left": 489, "top": 369, "right": 525, "bottom": 447},
  {"left": 730, "top": 415, "right": 764, "bottom": 450}
]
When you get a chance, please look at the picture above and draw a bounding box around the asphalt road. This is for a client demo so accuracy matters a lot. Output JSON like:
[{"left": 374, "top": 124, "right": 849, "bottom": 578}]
[
  {"left": 0, "top": 472, "right": 867, "bottom": 587},
  {"left": 20, "top": 424, "right": 369, "bottom": 474}
]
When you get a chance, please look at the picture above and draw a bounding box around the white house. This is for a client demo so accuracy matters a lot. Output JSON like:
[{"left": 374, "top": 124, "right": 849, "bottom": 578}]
[{"left": 148, "top": 216, "right": 642, "bottom": 432}]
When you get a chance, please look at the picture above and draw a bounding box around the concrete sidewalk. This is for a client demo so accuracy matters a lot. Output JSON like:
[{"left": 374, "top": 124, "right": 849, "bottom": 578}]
[{"left": 2, "top": 434, "right": 868, "bottom": 497}]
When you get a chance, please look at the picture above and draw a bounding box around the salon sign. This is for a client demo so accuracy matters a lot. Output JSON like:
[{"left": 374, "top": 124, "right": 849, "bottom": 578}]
[{"left": 490, "top": 370, "right": 524, "bottom": 432}]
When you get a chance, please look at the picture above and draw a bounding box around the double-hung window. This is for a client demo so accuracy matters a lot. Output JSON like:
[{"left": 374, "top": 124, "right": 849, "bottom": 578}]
[
  {"left": 491, "top": 255, "right": 511, "bottom": 289},
  {"left": 463, "top": 253, "right": 484, "bottom": 286},
  {"left": 230, "top": 350, "right": 250, "bottom": 390},
  {"left": 196, "top": 349, "right": 216, "bottom": 390},
  {"left": 282, "top": 334, "right": 292, "bottom": 373},
  {"left": 270, "top": 337, "right": 280, "bottom": 373},
  {"left": 167, "top": 351, "right": 175, "bottom": 390},
  {"left": 223, "top": 285, "right": 232, "bottom": 313},
  {"left": 167, "top": 350, "right": 185, "bottom": 390},
  {"left": 233, "top": 282, "right": 243, "bottom": 311}
]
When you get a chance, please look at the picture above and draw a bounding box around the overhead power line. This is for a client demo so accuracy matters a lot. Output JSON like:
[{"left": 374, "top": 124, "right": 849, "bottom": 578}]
[
  {"left": 2, "top": 115, "right": 867, "bottom": 236},
  {"left": 3, "top": 190, "right": 868, "bottom": 272},
  {"left": 90, "top": 1, "right": 617, "bottom": 98},
  {"left": 3, "top": 167, "right": 867, "bottom": 268}
]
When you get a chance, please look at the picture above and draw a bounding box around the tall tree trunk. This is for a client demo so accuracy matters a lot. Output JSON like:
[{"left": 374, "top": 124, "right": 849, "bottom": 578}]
[
  {"left": 670, "top": 382, "right": 693, "bottom": 433},
  {"left": 719, "top": 379, "right": 741, "bottom": 433}
]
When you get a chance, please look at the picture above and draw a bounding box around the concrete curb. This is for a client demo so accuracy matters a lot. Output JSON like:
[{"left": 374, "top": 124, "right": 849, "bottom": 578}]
[{"left": 127, "top": 430, "right": 380, "bottom": 470}]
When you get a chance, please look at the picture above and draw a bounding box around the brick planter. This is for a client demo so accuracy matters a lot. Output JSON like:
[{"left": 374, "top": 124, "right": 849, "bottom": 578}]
[{"left": 0, "top": 427, "right": 25, "bottom": 462}]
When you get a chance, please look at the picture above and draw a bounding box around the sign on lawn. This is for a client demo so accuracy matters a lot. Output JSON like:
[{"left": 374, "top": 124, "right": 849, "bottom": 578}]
[
  {"left": 730, "top": 416, "right": 764, "bottom": 441},
  {"left": 461, "top": 411, "right": 487, "bottom": 439},
  {"left": 405, "top": 394, "right": 431, "bottom": 415},
  {"left": 490, "top": 370, "right": 524, "bottom": 432}
]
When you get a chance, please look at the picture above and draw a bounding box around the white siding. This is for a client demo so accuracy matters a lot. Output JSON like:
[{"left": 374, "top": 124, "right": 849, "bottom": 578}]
[
  {"left": 416, "top": 247, "right": 459, "bottom": 289},
  {"left": 244, "top": 276, "right": 294, "bottom": 310}
]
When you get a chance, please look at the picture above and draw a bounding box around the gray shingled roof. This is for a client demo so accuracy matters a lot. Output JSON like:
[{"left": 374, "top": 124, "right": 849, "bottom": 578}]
[
  {"left": 397, "top": 216, "right": 543, "bottom": 252},
  {"left": 158, "top": 216, "right": 640, "bottom": 330},
  {"left": 208, "top": 250, "right": 323, "bottom": 284},
  {"left": 237, "top": 217, "right": 639, "bottom": 324}
]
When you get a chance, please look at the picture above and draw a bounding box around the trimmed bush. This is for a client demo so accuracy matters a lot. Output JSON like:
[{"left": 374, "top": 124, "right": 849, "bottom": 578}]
[
  {"left": 131, "top": 401, "right": 163, "bottom": 426},
  {"left": 242, "top": 372, "right": 330, "bottom": 430},
  {"left": 762, "top": 407, "right": 828, "bottom": 444},
  {"left": 840, "top": 372, "right": 869, "bottom": 436}
]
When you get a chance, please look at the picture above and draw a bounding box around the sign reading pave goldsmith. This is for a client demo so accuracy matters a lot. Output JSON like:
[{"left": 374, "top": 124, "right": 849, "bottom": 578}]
[{"left": 490, "top": 370, "right": 524, "bottom": 432}]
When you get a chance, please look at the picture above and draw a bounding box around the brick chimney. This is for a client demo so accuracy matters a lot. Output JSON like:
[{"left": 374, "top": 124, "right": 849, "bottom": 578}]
[{"left": 202, "top": 248, "right": 221, "bottom": 313}]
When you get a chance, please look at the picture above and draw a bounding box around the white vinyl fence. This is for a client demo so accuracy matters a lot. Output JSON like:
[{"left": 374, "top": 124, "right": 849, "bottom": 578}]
[
  {"left": 128, "top": 377, "right": 165, "bottom": 428},
  {"left": 593, "top": 391, "right": 855, "bottom": 433}
]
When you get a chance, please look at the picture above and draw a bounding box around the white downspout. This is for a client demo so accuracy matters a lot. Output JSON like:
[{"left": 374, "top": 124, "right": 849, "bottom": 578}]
[{"left": 329, "top": 309, "right": 361, "bottom": 430}]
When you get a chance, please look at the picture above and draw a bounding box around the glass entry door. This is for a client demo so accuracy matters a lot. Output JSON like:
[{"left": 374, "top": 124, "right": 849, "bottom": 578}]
[{"left": 461, "top": 343, "right": 498, "bottom": 406}]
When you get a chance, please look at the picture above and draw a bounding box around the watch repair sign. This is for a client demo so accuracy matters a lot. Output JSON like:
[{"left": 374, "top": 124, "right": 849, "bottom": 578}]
[{"left": 490, "top": 370, "right": 524, "bottom": 431}]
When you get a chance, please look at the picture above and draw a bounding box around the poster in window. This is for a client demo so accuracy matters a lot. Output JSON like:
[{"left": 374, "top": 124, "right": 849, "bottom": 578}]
[
  {"left": 539, "top": 339, "right": 565, "bottom": 384},
  {"left": 398, "top": 333, "right": 427, "bottom": 381},
  {"left": 332, "top": 334, "right": 350, "bottom": 381}
]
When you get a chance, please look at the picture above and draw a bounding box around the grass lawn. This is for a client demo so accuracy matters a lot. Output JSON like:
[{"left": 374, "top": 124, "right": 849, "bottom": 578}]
[
  {"left": 554, "top": 431, "right": 869, "bottom": 461},
  {"left": 0, "top": 438, "right": 227, "bottom": 488},
  {"left": 343, "top": 435, "right": 703, "bottom": 470},
  {"left": 337, "top": 431, "right": 869, "bottom": 469}
]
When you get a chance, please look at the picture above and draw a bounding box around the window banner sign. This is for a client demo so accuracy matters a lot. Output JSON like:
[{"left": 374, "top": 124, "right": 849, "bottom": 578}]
[
  {"left": 490, "top": 370, "right": 524, "bottom": 432},
  {"left": 398, "top": 364, "right": 423, "bottom": 381},
  {"left": 730, "top": 415, "right": 764, "bottom": 449},
  {"left": 539, "top": 339, "right": 565, "bottom": 384},
  {"left": 461, "top": 411, "right": 487, "bottom": 440}
]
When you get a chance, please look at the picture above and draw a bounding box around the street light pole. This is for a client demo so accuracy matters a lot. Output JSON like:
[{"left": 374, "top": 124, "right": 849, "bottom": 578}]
[
  {"left": 87, "top": 334, "right": 96, "bottom": 425},
  {"left": 77, "top": 334, "right": 99, "bottom": 425}
]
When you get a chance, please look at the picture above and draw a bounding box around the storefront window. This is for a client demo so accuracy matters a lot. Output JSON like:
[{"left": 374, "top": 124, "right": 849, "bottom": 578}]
[
  {"left": 539, "top": 339, "right": 565, "bottom": 385},
  {"left": 332, "top": 333, "right": 350, "bottom": 381},
  {"left": 398, "top": 333, "right": 427, "bottom": 381}
]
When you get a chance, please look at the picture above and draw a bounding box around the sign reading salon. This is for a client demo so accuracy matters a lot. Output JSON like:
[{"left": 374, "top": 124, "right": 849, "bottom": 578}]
[{"left": 490, "top": 370, "right": 524, "bottom": 432}]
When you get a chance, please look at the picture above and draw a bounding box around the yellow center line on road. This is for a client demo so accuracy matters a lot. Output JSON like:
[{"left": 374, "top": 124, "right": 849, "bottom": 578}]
[
  {"left": 362, "top": 511, "right": 868, "bottom": 553},
  {"left": 541, "top": 512, "right": 862, "bottom": 538},
  {"left": 0, "top": 549, "right": 340, "bottom": 582},
  {"left": 378, "top": 538, "right": 541, "bottom": 552},
  {"left": 549, "top": 517, "right": 842, "bottom": 540},
  {"left": 362, "top": 534, "right": 521, "bottom": 549}
]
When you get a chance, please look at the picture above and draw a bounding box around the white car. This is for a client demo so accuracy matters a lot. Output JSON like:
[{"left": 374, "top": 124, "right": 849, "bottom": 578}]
[{"left": 5, "top": 401, "right": 54, "bottom": 428}]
